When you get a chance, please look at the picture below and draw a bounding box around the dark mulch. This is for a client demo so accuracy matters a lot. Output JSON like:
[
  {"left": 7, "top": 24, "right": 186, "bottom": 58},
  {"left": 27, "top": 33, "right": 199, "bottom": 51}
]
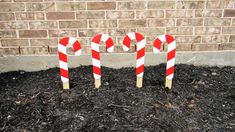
[{"left": 0, "top": 64, "right": 234, "bottom": 132}]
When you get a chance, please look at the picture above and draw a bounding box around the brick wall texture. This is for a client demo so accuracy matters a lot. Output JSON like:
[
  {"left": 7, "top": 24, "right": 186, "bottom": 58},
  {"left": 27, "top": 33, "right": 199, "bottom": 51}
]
[{"left": 0, "top": 0, "right": 234, "bottom": 55}]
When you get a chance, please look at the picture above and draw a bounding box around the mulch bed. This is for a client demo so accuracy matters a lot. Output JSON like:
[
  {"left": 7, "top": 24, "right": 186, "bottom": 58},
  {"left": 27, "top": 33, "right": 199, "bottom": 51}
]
[{"left": 0, "top": 64, "right": 234, "bottom": 131}]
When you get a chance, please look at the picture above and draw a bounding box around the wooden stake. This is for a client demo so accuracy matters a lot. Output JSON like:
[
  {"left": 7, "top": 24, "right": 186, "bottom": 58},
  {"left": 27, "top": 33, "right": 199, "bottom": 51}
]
[
  {"left": 136, "top": 77, "right": 143, "bottom": 88},
  {"left": 95, "top": 79, "right": 101, "bottom": 89},
  {"left": 165, "top": 78, "right": 172, "bottom": 90},
  {"left": 63, "top": 82, "right": 70, "bottom": 90}
]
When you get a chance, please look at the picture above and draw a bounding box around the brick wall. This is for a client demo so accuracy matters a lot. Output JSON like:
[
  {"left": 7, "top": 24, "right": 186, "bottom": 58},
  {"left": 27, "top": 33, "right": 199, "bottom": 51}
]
[{"left": 0, "top": 0, "right": 234, "bottom": 56}]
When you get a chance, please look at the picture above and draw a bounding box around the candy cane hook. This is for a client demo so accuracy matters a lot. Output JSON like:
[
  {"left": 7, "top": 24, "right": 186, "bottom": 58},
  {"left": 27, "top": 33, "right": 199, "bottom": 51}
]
[
  {"left": 58, "top": 37, "right": 81, "bottom": 90},
  {"left": 153, "top": 34, "right": 176, "bottom": 90},
  {"left": 123, "top": 32, "right": 146, "bottom": 88},
  {"left": 91, "top": 34, "right": 114, "bottom": 88}
]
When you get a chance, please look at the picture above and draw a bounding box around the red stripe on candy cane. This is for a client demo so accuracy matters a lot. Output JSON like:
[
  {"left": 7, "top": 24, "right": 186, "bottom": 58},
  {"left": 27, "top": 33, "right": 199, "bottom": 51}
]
[
  {"left": 58, "top": 52, "right": 67, "bottom": 62},
  {"left": 58, "top": 37, "right": 82, "bottom": 83},
  {"left": 91, "top": 34, "right": 114, "bottom": 79},
  {"left": 123, "top": 32, "right": 146, "bottom": 77},
  {"left": 153, "top": 34, "right": 176, "bottom": 80}
]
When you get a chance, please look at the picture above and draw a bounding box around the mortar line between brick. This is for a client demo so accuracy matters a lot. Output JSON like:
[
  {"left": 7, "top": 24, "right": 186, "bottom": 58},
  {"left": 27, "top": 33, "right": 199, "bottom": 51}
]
[
  {"left": 105, "top": 11, "right": 107, "bottom": 20},
  {"left": 28, "top": 39, "right": 31, "bottom": 46}
]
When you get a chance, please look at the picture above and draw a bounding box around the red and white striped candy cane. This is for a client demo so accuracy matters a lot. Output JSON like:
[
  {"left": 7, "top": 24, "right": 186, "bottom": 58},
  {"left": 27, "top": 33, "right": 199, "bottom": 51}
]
[
  {"left": 58, "top": 37, "right": 81, "bottom": 89},
  {"left": 153, "top": 34, "right": 176, "bottom": 89},
  {"left": 91, "top": 34, "right": 114, "bottom": 88},
  {"left": 123, "top": 32, "right": 146, "bottom": 88}
]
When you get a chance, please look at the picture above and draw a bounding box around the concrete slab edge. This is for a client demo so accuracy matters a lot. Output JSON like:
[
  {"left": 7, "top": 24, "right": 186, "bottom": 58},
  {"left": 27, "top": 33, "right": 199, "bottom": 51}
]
[{"left": 0, "top": 51, "right": 234, "bottom": 73}]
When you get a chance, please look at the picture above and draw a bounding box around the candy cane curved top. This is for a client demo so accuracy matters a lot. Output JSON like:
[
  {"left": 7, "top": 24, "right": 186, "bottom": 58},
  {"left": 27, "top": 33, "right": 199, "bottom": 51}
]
[
  {"left": 153, "top": 34, "right": 176, "bottom": 80},
  {"left": 91, "top": 34, "right": 114, "bottom": 79},
  {"left": 58, "top": 37, "right": 81, "bottom": 82},
  {"left": 123, "top": 32, "right": 146, "bottom": 77}
]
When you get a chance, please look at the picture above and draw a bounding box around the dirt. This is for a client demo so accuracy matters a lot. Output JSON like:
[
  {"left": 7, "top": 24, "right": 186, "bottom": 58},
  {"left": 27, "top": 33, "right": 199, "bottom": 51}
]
[{"left": 0, "top": 64, "right": 234, "bottom": 132}]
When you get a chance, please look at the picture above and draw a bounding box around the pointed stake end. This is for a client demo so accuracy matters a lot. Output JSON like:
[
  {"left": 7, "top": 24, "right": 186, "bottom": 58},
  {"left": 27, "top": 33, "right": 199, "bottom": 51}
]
[
  {"left": 63, "top": 82, "right": 70, "bottom": 90},
  {"left": 136, "top": 77, "right": 143, "bottom": 88},
  {"left": 95, "top": 79, "right": 101, "bottom": 89},
  {"left": 165, "top": 78, "right": 172, "bottom": 91}
]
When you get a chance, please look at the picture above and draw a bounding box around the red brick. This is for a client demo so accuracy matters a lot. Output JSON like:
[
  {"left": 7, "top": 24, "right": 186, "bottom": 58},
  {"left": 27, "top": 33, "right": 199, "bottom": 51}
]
[
  {"left": 167, "top": 27, "right": 193, "bottom": 35},
  {"left": 20, "top": 46, "right": 49, "bottom": 55},
  {"left": 29, "top": 21, "right": 58, "bottom": 29},
  {"left": 26, "top": 2, "right": 55, "bottom": 11},
  {"left": 0, "top": 3, "right": 25, "bottom": 12},
  {"left": 0, "top": 13, "right": 15, "bottom": 21},
  {"left": 0, "top": 22, "right": 28, "bottom": 29},
  {"left": 76, "top": 11, "right": 105, "bottom": 19},
  {"left": 219, "top": 43, "right": 235, "bottom": 50},
  {"left": 80, "top": 45, "right": 91, "bottom": 54},
  {"left": 59, "top": 20, "right": 87, "bottom": 28},
  {"left": 87, "top": 2, "right": 116, "bottom": 10},
  {"left": 166, "top": 10, "right": 193, "bottom": 18},
  {"left": 148, "top": 19, "right": 175, "bottom": 27},
  {"left": 195, "top": 27, "right": 221, "bottom": 35},
  {"left": 195, "top": 10, "right": 222, "bottom": 17},
  {"left": 108, "top": 28, "right": 136, "bottom": 36},
  {"left": 19, "top": 30, "right": 47, "bottom": 38},
  {"left": 46, "top": 12, "right": 75, "bottom": 20},
  {"left": 14, "top": 0, "right": 42, "bottom": 1},
  {"left": 48, "top": 46, "right": 57, "bottom": 55},
  {"left": 204, "top": 18, "right": 231, "bottom": 26},
  {"left": 49, "top": 46, "right": 77, "bottom": 55},
  {"left": 0, "top": 0, "right": 11, "bottom": 2},
  {"left": 224, "top": 9, "right": 235, "bottom": 17},
  {"left": 176, "top": 19, "right": 203, "bottom": 26},
  {"left": 89, "top": 20, "right": 117, "bottom": 28},
  {"left": 1, "top": 39, "right": 29, "bottom": 47},
  {"left": 192, "top": 44, "right": 219, "bottom": 51},
  {"left": 56, "top": 2, "right": 85, "bottom": 11},
  {"left": 148, "top": 1, "right": 175, "bottom": 9},
  {"left": 175, "top": 44, "right": 192, "bottom": 51},
  {"left": 177, "top": 1, "right": 205, "bottom": 9},
  {"left": 0, "top": 31, "right": 17, "bottom": 38},
  {"left": 136, "top": 10, "right": 164, "bottom": 18},
  {"left": 15, "top": 12, "right": 44, "bottom": 20},
  {"left": 118, "top": 1, "right": 146, "bottom": 10},
  {"left": 137, "top": 28, "right": 165, "bottom": 36},
  {"left": 106, "top": 11, "right": 134, "bottom": 19},
  {"left": 201, "top": 35, "right": 229, "bottom": 43},
  {"left": 206, "top": 0, "right": 222, "bottom": 9},
  {"left": 0, "top": 47, "right": 20, "bottom": 55},
  {"left": 48, "top": 30, "right": 77, "bottom": 37},
  {"left": 78, "top": 29, "right": 107, "bottom": 37},
  {"left": 230, "top": 35, "right": 235, "bottom": 42},
  {"left": 119, "top": 20, "right": 146, "bottom": 28},
  {"left": 223, "top": 0, "right": 234, "bottom": 8},
  {"left": 175, "top": 36, "right": 201, "bottom": 43},
  {"left": 222, "top": 27, "right": 235, "bottom": 34},
  {"left": 30, "top": 39, "right": 58, "bottom": 46}
]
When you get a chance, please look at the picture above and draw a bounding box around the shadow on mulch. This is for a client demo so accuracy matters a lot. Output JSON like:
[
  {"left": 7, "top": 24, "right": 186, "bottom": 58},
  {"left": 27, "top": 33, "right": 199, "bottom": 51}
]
[{"left": 0, "top": 64, "right": 234, "bottom": 131}]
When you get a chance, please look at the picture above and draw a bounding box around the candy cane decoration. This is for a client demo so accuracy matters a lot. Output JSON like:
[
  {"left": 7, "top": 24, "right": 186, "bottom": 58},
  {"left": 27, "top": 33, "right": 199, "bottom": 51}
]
[
  {"left": 123, "top": 32, "right": 146, "bottom": 88},
  {"left": 91, "top": 34, "right": 114, "bottom": 88},
  {"left": 153, "top": 34, "right": 176, "bottom": 90},
  {"left": 58, "top": 37, "right": 81, "bottom": 90}
]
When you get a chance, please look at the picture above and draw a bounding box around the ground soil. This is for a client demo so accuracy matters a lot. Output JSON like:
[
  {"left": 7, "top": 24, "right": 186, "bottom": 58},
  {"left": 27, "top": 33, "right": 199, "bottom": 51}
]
[{"left": 0, "top": 64, "right": 234, "bottom": 132}]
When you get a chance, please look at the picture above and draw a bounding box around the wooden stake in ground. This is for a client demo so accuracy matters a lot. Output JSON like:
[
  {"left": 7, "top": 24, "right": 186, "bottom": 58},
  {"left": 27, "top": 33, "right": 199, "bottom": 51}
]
[
  {"left": 58, "top": 37, "right": 82, "bottom": 90},
  {"left": 165, "top": 78, "right": 172, "bottom": 90},
  {"left": 91, "top": 34, "right": 114, "bottom": 89},
  {"left": 63, "top": 82, "right": 70, "bottom": 90},
  {"left": 95, "top": 79, "right": 101, "bottom": 88},
  {"left": 153, "top": 34, "right": 176, "bottom": 90},
  {"left": 136, "top": 77, "right": 143, "bottom": 88},
  {"left": 123, "top": 32, "right": 146, "bottom": 88}
]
